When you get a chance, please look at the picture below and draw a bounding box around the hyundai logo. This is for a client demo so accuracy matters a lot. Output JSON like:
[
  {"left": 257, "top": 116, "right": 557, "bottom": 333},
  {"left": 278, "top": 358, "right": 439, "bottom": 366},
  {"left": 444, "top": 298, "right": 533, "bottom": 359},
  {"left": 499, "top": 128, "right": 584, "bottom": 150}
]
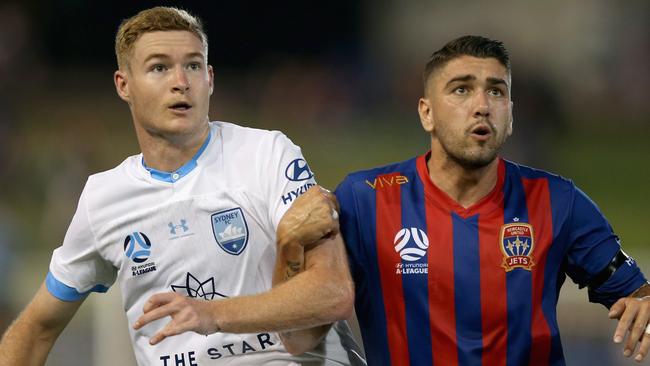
[{"left": 284, "top": 158, "right": 314, "bottom": 182}]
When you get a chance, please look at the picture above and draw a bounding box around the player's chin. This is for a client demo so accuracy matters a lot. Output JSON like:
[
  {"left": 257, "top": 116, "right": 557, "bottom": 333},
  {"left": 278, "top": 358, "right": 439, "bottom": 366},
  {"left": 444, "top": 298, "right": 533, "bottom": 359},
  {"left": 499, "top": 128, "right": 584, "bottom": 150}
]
[
  {"left": 163, "top": 116, "right": 204, "bottom": 134},
  {"left": 455, "top": 150, "right": 497, "bottom": 169}
]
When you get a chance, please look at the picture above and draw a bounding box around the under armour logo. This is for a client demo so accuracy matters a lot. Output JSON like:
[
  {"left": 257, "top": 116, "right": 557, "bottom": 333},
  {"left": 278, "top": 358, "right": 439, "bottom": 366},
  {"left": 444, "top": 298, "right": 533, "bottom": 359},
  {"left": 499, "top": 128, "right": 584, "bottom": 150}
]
[{"left": 168, "top": 219, "right": 189, "bottom": 235}]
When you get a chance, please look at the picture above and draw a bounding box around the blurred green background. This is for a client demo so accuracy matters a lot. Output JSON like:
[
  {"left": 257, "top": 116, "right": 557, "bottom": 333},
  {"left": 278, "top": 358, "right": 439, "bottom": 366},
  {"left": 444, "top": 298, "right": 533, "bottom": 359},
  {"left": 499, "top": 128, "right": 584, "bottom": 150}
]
[{"left": 0, "top": 0, "right": 648, "bottom": 365}]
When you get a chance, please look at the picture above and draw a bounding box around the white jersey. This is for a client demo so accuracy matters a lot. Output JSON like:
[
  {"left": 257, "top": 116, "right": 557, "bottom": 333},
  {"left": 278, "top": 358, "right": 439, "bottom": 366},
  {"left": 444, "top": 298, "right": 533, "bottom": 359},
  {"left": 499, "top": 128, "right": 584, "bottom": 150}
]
[{"left": 47, "top": 121, "right": 363, "bottom": 366}]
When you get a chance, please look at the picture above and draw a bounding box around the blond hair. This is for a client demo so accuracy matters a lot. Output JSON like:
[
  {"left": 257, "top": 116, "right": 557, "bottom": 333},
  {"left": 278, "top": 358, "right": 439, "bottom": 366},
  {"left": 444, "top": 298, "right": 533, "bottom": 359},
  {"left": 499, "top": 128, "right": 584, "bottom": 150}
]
[{"left": 115, "top": 6, "right": 208, "bottom": 70}]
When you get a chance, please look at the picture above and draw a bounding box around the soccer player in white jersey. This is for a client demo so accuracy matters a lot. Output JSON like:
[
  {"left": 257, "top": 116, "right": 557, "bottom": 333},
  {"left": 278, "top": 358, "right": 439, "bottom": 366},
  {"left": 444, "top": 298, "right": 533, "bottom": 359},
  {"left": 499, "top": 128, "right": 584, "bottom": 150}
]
[{"left": 0, "top": 7, "right": 363, "bottom": 366}]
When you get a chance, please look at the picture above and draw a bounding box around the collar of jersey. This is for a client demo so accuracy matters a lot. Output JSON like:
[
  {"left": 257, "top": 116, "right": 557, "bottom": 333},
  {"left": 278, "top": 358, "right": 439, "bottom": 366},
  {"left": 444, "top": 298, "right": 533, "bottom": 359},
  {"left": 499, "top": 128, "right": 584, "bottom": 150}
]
[
  {"left": 416, "top": 151, "right": 505, "bottom": 217},
  {"left": 142, "top": 130, "right": 212, "bottom": 183}
]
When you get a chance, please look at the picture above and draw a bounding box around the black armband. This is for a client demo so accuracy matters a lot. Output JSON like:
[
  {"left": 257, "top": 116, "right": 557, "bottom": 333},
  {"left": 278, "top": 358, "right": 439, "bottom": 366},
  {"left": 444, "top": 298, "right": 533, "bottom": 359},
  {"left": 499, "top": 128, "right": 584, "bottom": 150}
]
[{"left": 581, "top": 250, "right": 630, "bottom": 291}]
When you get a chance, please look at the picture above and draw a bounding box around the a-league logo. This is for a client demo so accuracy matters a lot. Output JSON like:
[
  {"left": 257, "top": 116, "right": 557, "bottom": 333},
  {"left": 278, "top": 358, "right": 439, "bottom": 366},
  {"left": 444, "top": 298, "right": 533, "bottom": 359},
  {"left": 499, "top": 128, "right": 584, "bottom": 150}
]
[
  {"left": 123, "top": 232, "right": 152, "bottom": 263},
  {"left": 394, "top": 227, "right": 429, "bottom": 261}
]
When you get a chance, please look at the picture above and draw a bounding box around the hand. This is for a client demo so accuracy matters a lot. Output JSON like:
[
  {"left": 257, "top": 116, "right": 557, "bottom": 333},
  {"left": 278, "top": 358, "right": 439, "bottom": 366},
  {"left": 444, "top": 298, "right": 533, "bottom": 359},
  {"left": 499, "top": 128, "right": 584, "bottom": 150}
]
[
  {"left": 609, "top": 295, "right": 650, "bottom": 362},
  {"left": 133, "top": 292, "right": 220, "bottom": 345},
  {"left": 277, "top": 185, "right": 340, "bottom": 247}
]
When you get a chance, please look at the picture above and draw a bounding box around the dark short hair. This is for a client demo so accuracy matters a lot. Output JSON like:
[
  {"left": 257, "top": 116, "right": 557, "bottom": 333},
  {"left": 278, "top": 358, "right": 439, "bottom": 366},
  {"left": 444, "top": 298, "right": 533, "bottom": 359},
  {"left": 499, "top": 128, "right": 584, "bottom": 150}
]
[{"left": 423, "top": 35, "right": 510, "bottom": 91}]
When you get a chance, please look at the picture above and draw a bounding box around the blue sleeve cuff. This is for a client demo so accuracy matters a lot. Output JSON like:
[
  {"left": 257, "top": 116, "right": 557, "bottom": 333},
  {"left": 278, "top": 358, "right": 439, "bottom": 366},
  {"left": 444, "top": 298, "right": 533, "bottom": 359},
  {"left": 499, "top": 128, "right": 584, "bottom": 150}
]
[
  {"left": 46, "top": 271, "right": 110, "bottom": 302},
  {"left": 588, "top": 257, "right": 648, "bottom": 308}
]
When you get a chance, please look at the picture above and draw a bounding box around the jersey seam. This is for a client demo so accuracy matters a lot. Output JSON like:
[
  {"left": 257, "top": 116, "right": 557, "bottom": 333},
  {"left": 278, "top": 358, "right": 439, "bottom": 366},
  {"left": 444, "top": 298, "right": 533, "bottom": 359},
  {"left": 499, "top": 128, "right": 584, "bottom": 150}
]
[
  {"left": 83, "top": 181, "right": 104, "bottom": 284},
  {"left": 350, "top": 180, "right": 365, "bottom": 264}
]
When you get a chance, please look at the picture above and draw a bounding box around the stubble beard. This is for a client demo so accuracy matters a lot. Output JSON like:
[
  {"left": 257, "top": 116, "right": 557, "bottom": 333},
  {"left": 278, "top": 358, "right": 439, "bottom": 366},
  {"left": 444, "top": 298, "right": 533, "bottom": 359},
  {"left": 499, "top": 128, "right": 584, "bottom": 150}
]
[{"left": 437, "top": 131, "right": 506, "bottom": 170}]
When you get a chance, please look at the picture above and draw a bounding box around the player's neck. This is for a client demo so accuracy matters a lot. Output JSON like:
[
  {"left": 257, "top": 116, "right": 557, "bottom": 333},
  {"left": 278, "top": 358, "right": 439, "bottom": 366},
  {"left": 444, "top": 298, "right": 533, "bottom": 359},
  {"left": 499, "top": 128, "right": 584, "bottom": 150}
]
[
  {"left": 426, "top": 148, "right": 499, "bottom": 209},
  {"left": 136, "top": 124, "right": 210, "bottom": 173}
]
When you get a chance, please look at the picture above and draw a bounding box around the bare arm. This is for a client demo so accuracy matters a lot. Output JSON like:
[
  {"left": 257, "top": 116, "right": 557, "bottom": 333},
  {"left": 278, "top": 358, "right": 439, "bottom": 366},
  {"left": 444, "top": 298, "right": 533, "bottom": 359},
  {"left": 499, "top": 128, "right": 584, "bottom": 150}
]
[
  {"left": 272, "top": 235, "right": 348, "bottom": 355},
  {"left": 272, "top": 185, "right": 346, "bottom": 354},
  {"left": 134, "top": 186, "right": 354, "bottom": 347},
  {"left": 0, "top": 282, "right": 84, "bottom": 366},
  {"left": 608, "top": 282, "right": 650, "bottom": 362},
  {"left": 134, "top": 235, "right": 353, "bottom": 345}
]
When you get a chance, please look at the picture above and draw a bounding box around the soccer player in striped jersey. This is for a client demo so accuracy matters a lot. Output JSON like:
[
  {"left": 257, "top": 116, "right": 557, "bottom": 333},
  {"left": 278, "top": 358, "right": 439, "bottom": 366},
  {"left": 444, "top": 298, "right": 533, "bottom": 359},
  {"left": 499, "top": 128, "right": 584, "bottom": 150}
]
[{"left": 335, "top": 35, "right": 650, "bottom": 365}]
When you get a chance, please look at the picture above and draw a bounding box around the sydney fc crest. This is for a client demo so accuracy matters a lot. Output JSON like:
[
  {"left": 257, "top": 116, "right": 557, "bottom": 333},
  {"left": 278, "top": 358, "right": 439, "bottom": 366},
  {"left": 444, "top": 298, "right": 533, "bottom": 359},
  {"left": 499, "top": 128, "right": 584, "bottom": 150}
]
[
  {"left": 500, "top": 223, "right": 535, "bottom": 271},
  {"left": 211, "top": 208, "right": 249, "bottom": 255}
]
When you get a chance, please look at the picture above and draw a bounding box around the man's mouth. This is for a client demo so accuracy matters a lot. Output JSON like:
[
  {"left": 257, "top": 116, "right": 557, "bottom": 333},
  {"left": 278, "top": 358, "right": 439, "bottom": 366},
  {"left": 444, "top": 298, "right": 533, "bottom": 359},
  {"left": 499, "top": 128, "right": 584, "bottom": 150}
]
[
  {"left": 169, "top": 102, "right": 192, "bottom": 111},
  {"left": 471, "top": 125, "right": 491, "bottom": 136},
  {"left": 468, "top": 123, "right": 493, "bottom": 140}
]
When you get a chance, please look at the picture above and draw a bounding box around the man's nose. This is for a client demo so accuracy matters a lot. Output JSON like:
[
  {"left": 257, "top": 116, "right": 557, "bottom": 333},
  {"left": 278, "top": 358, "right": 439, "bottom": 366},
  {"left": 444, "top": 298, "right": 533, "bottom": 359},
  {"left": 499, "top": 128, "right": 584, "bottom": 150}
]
[
  {"left": 172, "top": 67, "right": 190, "bottom": 93},
  {"left": 473, "top": 91, "right": 490, "bottom": 118}
]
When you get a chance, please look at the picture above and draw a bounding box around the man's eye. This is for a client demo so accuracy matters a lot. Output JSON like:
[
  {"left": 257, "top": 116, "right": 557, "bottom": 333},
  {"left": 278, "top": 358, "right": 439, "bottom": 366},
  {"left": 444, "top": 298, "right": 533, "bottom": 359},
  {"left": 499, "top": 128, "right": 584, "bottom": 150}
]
[
  {"left": 188, "top": 62, "right": 201, "bottom": 70},
  {"left": 488, "top": 88, "right": 503, "bottom": 97},
  {"left": 454, "top": 87, "right": 468, "bottom": 95},
  {"left": 152, "top": 64, "right": 166, "bottom": 72}
]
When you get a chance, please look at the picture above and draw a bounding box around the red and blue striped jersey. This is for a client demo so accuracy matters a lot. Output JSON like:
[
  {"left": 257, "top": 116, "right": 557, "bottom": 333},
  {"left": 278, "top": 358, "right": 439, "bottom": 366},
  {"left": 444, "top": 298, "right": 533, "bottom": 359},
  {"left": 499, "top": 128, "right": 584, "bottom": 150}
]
[{"left": 334, "top": 153, "right": 646, "bottom": 366}]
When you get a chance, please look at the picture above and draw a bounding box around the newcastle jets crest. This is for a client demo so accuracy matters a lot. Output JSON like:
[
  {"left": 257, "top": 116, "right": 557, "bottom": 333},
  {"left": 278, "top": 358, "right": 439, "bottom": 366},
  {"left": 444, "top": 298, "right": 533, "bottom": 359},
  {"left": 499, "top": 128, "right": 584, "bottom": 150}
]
[
  {"left": 211, "top": 208, "right": 249, "bottom": 255},
  {"left": 500, "top": 223, "right": 535, "bottom": 271}
]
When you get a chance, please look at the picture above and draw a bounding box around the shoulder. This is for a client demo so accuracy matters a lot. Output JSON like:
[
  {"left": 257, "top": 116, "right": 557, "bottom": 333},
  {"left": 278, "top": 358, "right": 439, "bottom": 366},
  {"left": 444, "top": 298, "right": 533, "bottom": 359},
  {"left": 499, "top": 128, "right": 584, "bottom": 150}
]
[
  {"left": 339, "top": 156, "right": 419, "bottom": 188},
  {"left": 85, "top": 155, "right": 141, "bottom": 191},
  {"left": 336, "top": 156, "right": 419, "bottom": 202},
  {"left": 81, "top": 154, "right": 146, "bottom": 213},
  {"left": 214, "top": 121, "right": 295, "bottom": 150},
  {"left": 503, "top": 159, "right": 575, "bottom": 190}
]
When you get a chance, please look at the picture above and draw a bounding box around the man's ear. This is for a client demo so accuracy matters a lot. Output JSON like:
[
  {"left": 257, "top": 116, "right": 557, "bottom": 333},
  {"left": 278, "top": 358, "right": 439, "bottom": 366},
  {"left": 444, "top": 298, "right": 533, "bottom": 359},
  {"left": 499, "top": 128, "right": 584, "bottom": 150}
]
[
  {"left": 418, "top": 97, "right": 434, "bottom": 133},
  {"left": 208, "top": 65, "right": 214, "bottom": 96},
  {"left": 114, "top": 70, "right": 130, "bottom": 103},
  {"left": 507, "top": 100, "right": 514, "bottom": 136}
]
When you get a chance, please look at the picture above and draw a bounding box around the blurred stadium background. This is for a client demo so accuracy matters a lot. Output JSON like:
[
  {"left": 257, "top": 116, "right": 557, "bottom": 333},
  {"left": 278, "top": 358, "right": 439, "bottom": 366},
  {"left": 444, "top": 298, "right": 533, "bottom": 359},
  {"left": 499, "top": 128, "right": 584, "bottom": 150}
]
[{"left": 0, "top": 0, "right": 648, "bottom": 365}]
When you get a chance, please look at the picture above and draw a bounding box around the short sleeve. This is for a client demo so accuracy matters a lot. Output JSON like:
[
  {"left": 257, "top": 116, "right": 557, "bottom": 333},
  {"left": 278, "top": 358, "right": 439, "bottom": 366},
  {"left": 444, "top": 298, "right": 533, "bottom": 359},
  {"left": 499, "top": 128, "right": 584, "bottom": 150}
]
[
  {"left": 261, "top": 132, "right": 317, "bottom": 231},
  {"left": 47, "top": 184, "right": 117, "bottom": 301},
  {"left": 564, "top": 186, "right": 646, "bottom": 307},
  {"left": 335, "top": 177, "right": 364, "bottom": 281}
]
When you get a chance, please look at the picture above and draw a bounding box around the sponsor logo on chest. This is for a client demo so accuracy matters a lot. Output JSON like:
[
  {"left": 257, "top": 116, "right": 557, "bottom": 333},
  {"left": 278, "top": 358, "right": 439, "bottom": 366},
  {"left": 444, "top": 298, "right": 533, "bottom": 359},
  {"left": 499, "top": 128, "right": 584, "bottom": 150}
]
[{"left": 365, "top": 175, "right": 409, "bottom": 190}]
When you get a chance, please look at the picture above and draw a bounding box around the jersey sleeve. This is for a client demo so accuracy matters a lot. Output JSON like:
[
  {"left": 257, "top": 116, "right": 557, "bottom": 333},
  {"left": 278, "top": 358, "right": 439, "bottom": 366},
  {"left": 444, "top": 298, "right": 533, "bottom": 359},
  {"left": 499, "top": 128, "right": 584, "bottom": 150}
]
[
  {"left": 47, "top": 184, "right": 117, "bottom": 301},
  {"left": 261, "top": 131, "right": 317, "bottom": 231},
  {"left": 334, "top": 177, "right": 364, "bottom": 282},
  {"left": 564, "top": 186, "right": 647, "bottom": 307}
]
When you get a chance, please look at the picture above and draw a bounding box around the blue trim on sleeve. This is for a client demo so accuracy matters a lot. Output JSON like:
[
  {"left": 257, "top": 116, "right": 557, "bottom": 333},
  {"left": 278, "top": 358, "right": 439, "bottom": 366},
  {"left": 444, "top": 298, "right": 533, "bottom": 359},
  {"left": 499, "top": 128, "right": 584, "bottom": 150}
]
[
  {"left": 142, "top": 129, "right": 212, "bottom": 183},
  {"left": 46, "top": 272, "right": 109, "bottom": 302}
]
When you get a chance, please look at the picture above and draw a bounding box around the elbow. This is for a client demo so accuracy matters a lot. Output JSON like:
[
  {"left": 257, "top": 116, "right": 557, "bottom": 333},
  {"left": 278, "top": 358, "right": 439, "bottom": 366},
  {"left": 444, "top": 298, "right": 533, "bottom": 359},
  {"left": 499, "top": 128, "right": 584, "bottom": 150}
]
[
  {"left": 329, "top": 278, "right": 354, "bottom": 321},
  {"left": 279, "top": 326, "right": 329, "bottom": 356},
  {"left": 282, "top": 338, "right": 311, "bottom": 356}
]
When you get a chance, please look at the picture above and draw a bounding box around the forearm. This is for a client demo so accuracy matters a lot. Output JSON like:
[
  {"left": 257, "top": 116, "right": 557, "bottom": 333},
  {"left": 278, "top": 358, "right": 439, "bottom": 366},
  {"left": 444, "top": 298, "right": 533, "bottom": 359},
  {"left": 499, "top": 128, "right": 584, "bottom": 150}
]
[
  {"left": 272, "top": 239, "right": 331, "bottom": 354},
  {"left": 272, "top": 239, "right": 304, "bottom": 286},
  {"left": 0, "top": 283, "right": 80, "bottom": 366},
  {"left": 216, "top": 235, "right": 353, "bottom": 334},
  {"left": 0, "top": 316, "right": 58, "bottom": 366}
]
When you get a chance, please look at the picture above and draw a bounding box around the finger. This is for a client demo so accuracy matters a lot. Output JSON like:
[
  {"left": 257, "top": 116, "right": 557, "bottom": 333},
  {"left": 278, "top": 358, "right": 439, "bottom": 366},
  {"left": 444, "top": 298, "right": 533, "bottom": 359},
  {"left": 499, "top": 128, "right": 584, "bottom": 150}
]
[
  {"left": 319, "top": 187, "right": 340, "bottom": 211},
  {"left": 135, "top": 303, "right": 176, "bottom": 330},
  {"left": 149, "top": 322, "right": 184, "bottom": 345},
  {"left": 143, "top": 292, "right": 177, "bottom": 313},
  {"left": 634, "top": 327, "right": 650, "bottom": 362},
  {"left": 614, "top": 300, "right": 638, "bottom": 344},
  {"left": 625, "top": 304, "right": 650, "bottom": 355},
  {"left": 610, "top": 298, "right": 627, "bottom": 319}
]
